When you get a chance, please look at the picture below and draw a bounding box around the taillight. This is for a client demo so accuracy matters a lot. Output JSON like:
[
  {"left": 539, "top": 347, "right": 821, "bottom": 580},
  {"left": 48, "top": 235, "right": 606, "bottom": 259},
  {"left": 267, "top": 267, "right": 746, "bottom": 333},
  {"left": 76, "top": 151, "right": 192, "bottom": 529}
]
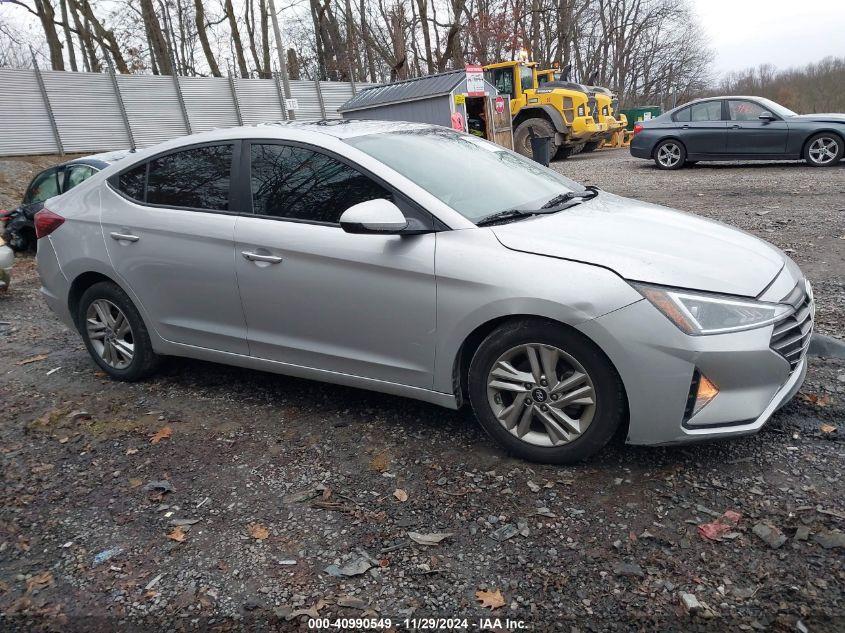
[
  {"left": 34, "top": 209, "right": 65, "bottom": 239},
  {"left": 0, "top": 209, "right": 11, "bottom": 225},
  {"left": 632, "top": 123, "right": 644, "bottom": 136}
]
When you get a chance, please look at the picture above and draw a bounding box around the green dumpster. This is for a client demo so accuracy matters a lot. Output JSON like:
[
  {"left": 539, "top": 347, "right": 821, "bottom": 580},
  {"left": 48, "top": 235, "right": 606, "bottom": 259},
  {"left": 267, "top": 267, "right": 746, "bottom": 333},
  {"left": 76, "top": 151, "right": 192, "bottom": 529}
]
[{"left": 619, "top": 106, "right": 662, "bottom": 130}]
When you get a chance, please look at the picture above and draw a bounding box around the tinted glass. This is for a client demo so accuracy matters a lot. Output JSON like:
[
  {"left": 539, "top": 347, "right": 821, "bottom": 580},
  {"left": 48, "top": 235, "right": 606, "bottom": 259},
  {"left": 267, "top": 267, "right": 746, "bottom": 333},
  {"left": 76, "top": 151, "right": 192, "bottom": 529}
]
[
  {"left": 346, "top": 128, "right": 582, "bottom": 223},
  {"left": 728, "top": 100, "right": 769, "bottom": 121},
  {"left": 118, "top": 163, "right": 146, "bottom": 201},
  {"left": 147, "top": 144, "right": 232, "bottom": 210},
  {"left": 486, "top": 69, "right": 514, "bottom": 98},
  {"left": 65, "top": 165, "right": 97, "bottom": 191},
  {"left": 250, "top": 144, "right": 390, "bottom": 224},
  {"left": 674, "top": 107, "right": 691, "bottom": 122},
  {"left": 520, "top": 66, "right": 534, "bottom": 92},
  {"left": 25, "top": 169, "right": 60, "bottom": 204},
  {"left": 690, "top": 101, "right": 723, "bottom": 122}
]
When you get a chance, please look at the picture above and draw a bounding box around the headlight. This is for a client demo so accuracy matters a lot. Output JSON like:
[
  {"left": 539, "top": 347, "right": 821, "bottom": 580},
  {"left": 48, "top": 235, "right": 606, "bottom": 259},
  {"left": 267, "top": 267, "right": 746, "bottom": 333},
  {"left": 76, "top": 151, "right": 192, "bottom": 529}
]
[
  {"left": 633, "top": 283, "right": 793, "bottom": 335},
  {"left": 577, "top": 105, "right": 585, "bottom": 116}
]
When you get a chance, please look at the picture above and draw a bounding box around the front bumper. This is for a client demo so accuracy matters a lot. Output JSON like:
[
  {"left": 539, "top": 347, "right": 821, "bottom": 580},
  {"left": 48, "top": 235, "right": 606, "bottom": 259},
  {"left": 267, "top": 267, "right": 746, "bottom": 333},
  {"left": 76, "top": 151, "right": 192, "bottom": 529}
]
[
  {"left": 577, "top": 290, "right": 811, "bottom": 446},
  {"left": 569, "top": 116, "right": 600, "bottom": 141}
]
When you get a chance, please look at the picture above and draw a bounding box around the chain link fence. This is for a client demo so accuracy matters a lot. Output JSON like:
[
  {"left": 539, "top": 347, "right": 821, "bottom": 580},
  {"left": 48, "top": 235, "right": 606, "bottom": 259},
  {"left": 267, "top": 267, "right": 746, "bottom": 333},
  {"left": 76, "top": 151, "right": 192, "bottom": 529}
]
[{"left": 0, "top": 67, "right": 370, "bottom": 157}]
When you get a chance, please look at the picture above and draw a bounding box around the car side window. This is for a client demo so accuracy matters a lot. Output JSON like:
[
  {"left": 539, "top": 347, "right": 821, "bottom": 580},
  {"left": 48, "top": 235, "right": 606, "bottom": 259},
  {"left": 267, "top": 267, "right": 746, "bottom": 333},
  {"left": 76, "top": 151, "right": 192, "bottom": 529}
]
[
  {"left": 728, "top": 100, "right": 769, "bottom": 121},
  {"left": 117, "top": 163, "right": 147, "bottom": 202},
  {"left": 250, "top": 143, "right": 391, "bottom": 224},
  {"left": 673, "top": 107, "right": 691, "bottom": 122},
  {"left": 24, "top": 168, "right": 61, "bottom": 204},
  {"left": 147, "top": 144, "right": 233, "bottom": 211},
  {"left": 65, "top": 165, "right": 97, "bottom": 192},
  {"left": 690, "top": 101, "right": 723, "bottom": 122}
]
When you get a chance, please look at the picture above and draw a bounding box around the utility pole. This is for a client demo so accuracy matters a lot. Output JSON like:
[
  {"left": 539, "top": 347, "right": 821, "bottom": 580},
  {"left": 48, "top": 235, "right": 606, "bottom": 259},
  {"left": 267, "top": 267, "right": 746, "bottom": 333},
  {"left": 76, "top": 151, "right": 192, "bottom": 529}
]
[{"left": 267, "top": 0, "right": 295, "bottom": 120}]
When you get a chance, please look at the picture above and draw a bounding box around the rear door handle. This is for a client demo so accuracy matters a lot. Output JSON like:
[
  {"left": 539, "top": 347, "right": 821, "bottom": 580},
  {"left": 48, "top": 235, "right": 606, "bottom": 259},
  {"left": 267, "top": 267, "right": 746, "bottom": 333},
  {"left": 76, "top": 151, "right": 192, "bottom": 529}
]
[
  {"left": 731, "top": 124, "right": 741, "bottom": 129},
  {"left": 681, "top": 124, "right": 689, "bottom": 129},
  {"left": 110, "top": 232, "right": 139, "bottom": 242},
  {"left": 242, "top": 251, "right": 283, "bottom": 264}
]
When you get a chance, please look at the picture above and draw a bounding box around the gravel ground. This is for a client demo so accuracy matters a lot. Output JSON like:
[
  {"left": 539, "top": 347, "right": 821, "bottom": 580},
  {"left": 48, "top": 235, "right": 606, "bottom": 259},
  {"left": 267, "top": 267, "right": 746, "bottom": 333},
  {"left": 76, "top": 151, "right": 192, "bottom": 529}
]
[{"left": 1, "top": 150, "right": 844, "bottom": 632}]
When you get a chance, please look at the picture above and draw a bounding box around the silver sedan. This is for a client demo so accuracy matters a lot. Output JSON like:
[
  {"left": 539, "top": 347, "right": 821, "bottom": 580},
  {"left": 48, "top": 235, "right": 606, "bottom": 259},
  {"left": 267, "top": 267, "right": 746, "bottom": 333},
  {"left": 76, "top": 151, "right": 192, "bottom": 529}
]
[{"left": 35, "top": 121, "right": 813, "bottom": 463}]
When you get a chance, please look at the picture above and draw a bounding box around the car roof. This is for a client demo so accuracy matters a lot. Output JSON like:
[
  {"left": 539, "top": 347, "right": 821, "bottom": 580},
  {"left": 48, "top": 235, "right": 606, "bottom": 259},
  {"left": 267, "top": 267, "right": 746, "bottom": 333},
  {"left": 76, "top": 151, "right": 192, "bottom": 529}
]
[
  {"left": 256, "top": 119, "right": 435, "bottom": 139},
  {"left": 64, "top": 149, "right": 134, "bottom": 169},
  {"left": 673, "top": 96, "right": 765, "bottom": 108}
]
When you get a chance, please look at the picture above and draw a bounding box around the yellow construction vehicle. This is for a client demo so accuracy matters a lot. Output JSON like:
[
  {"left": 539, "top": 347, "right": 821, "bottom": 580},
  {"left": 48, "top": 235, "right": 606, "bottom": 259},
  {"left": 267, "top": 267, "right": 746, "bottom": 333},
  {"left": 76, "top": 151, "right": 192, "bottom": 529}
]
[
  {"left": 483, "top": 60, "right": 599, "bottom": 159},
  {"left": 536, "top": 69, "right": 626, "bottom": 152}
]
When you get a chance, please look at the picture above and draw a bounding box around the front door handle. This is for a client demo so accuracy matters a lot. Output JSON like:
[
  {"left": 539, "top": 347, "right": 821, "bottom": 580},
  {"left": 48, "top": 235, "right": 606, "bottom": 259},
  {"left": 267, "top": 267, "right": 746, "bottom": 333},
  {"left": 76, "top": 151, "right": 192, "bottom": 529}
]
[
  {"left": 731, "top": 124, "right": 741, "bottom": 129},
  {"left": 681, "top": 124, "right": 689, "bottom": 129},
  {"left": 110, "top": 232, "right": 139, "bottom": 242},
  {"left": 242, "top": 251, "right": 283, "bottom": 264}
]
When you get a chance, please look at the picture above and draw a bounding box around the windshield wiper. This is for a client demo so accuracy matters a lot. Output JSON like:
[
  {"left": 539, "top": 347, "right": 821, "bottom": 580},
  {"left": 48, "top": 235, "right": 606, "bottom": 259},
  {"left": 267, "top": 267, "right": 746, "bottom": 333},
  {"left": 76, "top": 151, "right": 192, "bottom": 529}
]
[
  {"left": 540, "top": 185, "right": 600, "bottom": 209},
  {"left": 476, "top": 208, "right": 542, "bottom": 227}
]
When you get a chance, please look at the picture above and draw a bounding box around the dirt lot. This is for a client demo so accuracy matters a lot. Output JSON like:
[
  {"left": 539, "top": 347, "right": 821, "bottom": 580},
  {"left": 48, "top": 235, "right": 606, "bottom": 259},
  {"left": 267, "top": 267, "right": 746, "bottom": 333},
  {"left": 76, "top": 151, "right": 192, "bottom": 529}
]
[{"left": 1, "top": 150, "right": 844, "bottom": 631}]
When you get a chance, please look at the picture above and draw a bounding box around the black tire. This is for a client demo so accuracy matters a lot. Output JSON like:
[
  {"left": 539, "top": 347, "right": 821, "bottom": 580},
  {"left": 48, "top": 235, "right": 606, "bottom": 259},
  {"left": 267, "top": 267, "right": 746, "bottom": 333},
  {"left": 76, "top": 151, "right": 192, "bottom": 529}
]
[
  {"left": 653, "top": 139, "right": 686, "bottom": 170},
  {"left": 804, "top": 132, "right": 843, "bottom": 167},
  {"left": 581, "top": 141, "right": 601, "bottom": 153},
  {"left": 685, "top": 160, "right": 698, "bottom": 166},
  {"left": 513, "top": 118, "right": 557, "bottom": 158},
  {"left": 467, "top": 319, "right": 625, "bottom": 464},
  {"left": 77, "top": 281, "right": 160, "bottom": 381}
]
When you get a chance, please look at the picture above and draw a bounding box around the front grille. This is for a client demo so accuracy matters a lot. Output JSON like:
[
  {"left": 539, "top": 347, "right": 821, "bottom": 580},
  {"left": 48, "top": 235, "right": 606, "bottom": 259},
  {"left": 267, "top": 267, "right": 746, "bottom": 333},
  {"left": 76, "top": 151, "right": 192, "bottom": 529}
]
[{"left": 770, "top": 290, "right": 813, "bottom": 372}]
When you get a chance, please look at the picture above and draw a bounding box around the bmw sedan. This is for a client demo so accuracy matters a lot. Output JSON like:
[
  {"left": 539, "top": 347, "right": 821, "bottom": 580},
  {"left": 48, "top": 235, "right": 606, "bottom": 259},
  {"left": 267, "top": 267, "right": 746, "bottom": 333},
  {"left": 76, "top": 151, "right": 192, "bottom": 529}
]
[
  {"left": 36, "top": 120, "right": 813, "bottom": 464},
  {"left": 630, "top": 96, "right": 845, "bottom": 169}
]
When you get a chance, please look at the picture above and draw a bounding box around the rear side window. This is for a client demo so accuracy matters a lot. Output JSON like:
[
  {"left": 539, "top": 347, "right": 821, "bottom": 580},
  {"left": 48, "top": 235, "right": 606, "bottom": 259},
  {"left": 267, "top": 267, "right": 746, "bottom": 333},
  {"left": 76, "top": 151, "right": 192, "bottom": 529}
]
[
  {"left": 147, "top": 144, "right": 233, "bottom": 211},
  {"left": 690, "top": 101, "right": 723, "bottom": 122},
  {"left": 250, "top": 143, "right": 390, "bottom": 224},
  {"left": 118, "top": 163, "right": 146, "bottom": 201},
  {"left": 674, "top": 107, "right": 691, "bottom": 122},
  {"left": 65, "top": 165, "right": 97, "bottom": 192},
  {"left": 24, "top": 168, "right": 61, "bottom": 204}
]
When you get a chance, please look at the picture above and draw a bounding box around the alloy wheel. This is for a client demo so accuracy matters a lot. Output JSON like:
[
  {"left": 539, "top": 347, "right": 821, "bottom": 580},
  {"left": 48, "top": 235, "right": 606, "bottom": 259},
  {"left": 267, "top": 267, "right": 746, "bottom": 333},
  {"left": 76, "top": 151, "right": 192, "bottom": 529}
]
[
  {"left": 808, "top": 136, "right": 839, "bottom": 165},
  {"left": 656, "top": 142, "right": 681, "bottom": 167},
  {"left": 486, "top": 343, "right": 596, "bottom": 447},
  {"left": 86, "top": 299, "right": 134, "bottom": 369}
]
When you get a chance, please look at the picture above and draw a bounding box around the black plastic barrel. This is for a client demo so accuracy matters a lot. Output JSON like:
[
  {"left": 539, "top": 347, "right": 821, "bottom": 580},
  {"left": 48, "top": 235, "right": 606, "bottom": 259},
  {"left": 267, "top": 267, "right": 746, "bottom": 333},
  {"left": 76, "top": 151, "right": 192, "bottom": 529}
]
[{"left": 530, "top": 136, "right": 552, "bottom": 166}]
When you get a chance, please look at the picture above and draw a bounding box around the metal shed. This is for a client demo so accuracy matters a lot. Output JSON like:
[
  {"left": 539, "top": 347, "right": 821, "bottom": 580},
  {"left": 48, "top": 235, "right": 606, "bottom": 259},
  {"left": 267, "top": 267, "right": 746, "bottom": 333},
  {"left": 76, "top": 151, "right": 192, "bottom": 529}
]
[{"left": 339, "top": 69, "right": 513, "bottom": 149}]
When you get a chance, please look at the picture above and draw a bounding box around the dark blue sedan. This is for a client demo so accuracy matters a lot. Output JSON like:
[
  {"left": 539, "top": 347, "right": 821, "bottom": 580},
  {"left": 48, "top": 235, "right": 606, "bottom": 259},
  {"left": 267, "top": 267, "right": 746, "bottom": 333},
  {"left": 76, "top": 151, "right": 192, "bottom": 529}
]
[{"left": 630, "top": 96, "right": 845, "bottom": 169}]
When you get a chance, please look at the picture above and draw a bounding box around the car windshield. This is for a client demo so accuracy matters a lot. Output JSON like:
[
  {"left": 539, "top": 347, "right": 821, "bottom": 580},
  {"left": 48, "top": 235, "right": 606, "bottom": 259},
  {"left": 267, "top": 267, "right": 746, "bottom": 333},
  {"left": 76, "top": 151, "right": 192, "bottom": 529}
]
[
  {"left": 345, "top": 129, "right": 582, "bottom": 223},
  {"left": 758, "top": 98, "right": 797, "bottom": 118}
]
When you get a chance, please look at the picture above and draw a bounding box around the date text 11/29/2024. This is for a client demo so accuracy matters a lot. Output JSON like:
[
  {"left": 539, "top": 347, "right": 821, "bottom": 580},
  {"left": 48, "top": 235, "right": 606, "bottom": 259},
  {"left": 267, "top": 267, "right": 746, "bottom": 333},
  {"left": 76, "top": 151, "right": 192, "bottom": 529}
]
[{"left": 307, "top": 617, "right": 528, "bottom": 630}]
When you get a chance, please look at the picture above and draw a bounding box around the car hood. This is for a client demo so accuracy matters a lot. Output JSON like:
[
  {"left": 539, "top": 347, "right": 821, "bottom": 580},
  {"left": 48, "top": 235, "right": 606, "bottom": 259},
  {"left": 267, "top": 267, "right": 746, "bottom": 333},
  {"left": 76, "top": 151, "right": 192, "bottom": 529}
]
[
  {"left": 789, "top": 113, "right": 845, "bottom": 124},
  {"left": 491, "top": 192, "right": 786, "bottom": 297}
]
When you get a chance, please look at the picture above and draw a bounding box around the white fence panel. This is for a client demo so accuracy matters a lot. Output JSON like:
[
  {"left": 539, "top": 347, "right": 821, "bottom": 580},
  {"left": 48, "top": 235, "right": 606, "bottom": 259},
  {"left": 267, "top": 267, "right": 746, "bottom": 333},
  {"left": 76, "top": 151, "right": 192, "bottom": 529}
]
[
  {"left": 289, "top": 80, "right": 323, "bottom": 120},
  {"left": 118, "top": 75, "right": 188, "bottom": 148},
  {"left": 0, "top": 69, "right": 59, "bottom": 155},
  {"left": 41, "top": 70, "right": 130, "bottom": 153},
  {"left": 235, "top": 78, "right": 285, "bottom": 125},
  {"left": 319, "top": 81, "right": 354, "bottom": 118},
  {"left": 180, "top": 76, "right": 240, "bottom": 133}
]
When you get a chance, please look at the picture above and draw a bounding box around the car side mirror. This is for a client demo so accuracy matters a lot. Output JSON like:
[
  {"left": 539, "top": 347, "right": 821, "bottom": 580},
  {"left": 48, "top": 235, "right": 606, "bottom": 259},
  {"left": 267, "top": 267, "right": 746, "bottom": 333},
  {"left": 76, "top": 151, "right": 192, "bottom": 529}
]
[
  {"left": 758, "top": 111, "right": 775, "bottom": 121},
  {"left": 339, "top": 198, "right": 409, "bottom": 235}
]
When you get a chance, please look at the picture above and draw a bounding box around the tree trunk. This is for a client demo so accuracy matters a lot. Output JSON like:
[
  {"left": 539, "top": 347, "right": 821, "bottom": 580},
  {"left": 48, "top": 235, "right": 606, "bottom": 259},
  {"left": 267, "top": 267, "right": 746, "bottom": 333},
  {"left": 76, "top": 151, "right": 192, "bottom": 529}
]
[
  {"left": 34, "top": 0, "right": 65, "bottom": 70},
  {"left": 415, "top": 0, "right": 434, "bottom": 73},
  {"left": 71, "top": 0, "right": 129, "bottom": 72},
  {"left": 224, "top": 0, "right": 250, "bottom": 77},
  {"left": 140, "top": 0, "right": 172, "bottom": 74},
  {"left": 194, "top": 0, "right": 222, "bottom": 76},
  {"left": 58, "top": 0, "right": 77, "bottom": 71}
]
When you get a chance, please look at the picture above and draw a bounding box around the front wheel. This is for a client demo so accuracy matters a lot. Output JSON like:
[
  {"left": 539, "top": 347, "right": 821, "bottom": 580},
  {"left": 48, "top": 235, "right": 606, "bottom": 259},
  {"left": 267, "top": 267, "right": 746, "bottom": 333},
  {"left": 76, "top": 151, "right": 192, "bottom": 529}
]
[
  {"left": 653, "top": 139, "right": 686, "bottom": 170},
  {"left": 78, "top": 281, "right": 160, "bottom": 381},
  {"left": 513, "top": 118, "right": 557, "bottom": 158},
  {"left": 804, "top": 133, "right": 843, "bottom": 167},
  {"left": 468, "top": 320, "right": 625, "bottom": 464}
]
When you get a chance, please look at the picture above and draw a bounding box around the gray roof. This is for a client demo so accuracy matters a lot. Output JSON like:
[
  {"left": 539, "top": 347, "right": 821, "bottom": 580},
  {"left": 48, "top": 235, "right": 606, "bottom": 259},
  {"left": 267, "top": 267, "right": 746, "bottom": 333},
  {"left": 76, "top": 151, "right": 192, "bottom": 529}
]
[{"left": 340, "top": 70, "right": 470, "bottom": 113}]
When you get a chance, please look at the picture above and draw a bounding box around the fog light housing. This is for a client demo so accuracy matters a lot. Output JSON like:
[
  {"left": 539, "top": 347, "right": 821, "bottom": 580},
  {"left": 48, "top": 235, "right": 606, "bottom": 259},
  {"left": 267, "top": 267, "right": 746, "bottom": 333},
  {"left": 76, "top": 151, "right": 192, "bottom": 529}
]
[{"left": 684, "top": 370, "right": 719, "bottom": 420}]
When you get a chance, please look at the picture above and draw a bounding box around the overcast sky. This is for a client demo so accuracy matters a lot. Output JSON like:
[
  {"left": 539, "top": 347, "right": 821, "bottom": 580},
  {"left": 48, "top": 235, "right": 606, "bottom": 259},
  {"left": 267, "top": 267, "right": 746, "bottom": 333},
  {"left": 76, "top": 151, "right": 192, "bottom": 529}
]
[{"left": 692, "top": 0, "right": 845, "bottom": 76}]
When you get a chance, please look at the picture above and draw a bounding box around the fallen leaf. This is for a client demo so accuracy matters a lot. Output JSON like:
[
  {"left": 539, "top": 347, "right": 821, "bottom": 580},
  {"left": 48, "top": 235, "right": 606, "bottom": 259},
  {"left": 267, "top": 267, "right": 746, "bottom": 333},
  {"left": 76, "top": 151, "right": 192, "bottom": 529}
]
[
  {"left": 393, "top": 489, "right": 408, "bottom": 502},
  {"left": 337, "top": 594, "right": 368, "bottom": 609},
  {"left": 128, "top": 478, "right": 143, "bottom": 488},
  {"left": 286, "top": 599, "right": 327, "bottom": 621},
  {"left": 248, "top": 522, "right": 269, "bottom": 540},
  {"left": 126, "top": 447, "right": 138, "bottom": 455},
  {"left": 26, "top": 571, "right": 55, "bottom": 594},
  {"left": 369, "top": 451, "right": 391, "bottom": 473},
  {"left": 149, "top": 426, "right": 172, "bottom": 444},
  {"left": 475, "top": 588, "right": 506, "bottom": 610},
  {"left": 167, "top": 526, "right": 187, "bottom": 542},
  {"left": 698, "top": 509, "right": 742, "bottom": 541},
  {"left": 799, "top": 393, "right": 831, "bottom": 407},
  {"left": 820, "top": 424, "right": 837, "bottom": 434},
  {"left": 17, "top": 354, "right": 48, "bottom": 366},
  {"left": 408, "top": 531, "right": 453, "bottom": 546},
  {"left": 324, "top": 558, "right": 372, "bottom": 577}
]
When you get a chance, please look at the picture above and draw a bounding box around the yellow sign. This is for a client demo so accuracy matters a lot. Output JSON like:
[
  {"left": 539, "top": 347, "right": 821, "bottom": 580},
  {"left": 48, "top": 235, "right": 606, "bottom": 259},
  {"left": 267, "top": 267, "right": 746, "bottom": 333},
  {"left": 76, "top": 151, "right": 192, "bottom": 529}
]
[{"left": 454, "top": 94, "right": 466, "bottom": 105}]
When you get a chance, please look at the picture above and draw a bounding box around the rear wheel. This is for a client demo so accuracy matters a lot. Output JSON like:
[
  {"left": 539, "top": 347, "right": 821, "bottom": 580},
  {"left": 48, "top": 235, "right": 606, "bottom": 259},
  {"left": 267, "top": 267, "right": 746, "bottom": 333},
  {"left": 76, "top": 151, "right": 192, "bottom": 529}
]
[
  {"left": 468, "top": 320, "right": 624, "bottom": 464},
  {"left": 78, "top": 281, "right": 160, "bottom": 381},
  {"left": 653, "top": 139, "right": 686, "bottom": 170},
  {"left": 804, "top": 133, "right": 843, "bottom": 167},
  {"left": 513, "top": 118, "right": 557, "bottom": 158},
  {"left": 581, "top": 141, "right": 601, "bottom": 153}
]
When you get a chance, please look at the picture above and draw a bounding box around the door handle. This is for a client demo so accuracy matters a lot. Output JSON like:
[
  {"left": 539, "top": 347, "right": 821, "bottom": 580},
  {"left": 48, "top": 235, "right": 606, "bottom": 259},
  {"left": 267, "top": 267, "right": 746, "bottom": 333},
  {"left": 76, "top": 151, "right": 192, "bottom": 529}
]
[
  {"left": 241, "top": 251, "right": 283, "bottom": 264},
  {"left": 731, "top": 124, "right": 741, "bottom": 129},
  {"left": 681, "top": 124, "right": 689, "bottom": 129},
  {"left": 110, "top": 232, "right": 139, "bottom": 242}
]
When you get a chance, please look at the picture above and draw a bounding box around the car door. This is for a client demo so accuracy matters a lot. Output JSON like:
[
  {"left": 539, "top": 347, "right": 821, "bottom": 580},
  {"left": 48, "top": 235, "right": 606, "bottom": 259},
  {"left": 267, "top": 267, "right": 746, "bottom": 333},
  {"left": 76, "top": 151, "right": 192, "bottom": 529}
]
[
  {"left": 726, "top": 99, "right": 789, "bottom": 155},
  {"left": 102, "top": 142, "right": 249, "bottom": 355},
  {"left": 675, "top": 100, "right": 727, "bottom": 155},
  {"left": 234, "top": 141, "right": 437, "bottom": 389}
]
